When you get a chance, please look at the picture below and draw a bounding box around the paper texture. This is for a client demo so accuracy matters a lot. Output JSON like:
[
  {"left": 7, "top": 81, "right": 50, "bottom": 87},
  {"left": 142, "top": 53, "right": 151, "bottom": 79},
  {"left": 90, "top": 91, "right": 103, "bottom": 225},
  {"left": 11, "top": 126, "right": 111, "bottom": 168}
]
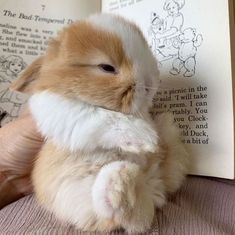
[
  {"left": 1, "top": 0, "right": 233, "bottom": 178},
  {"left": 102, "top": 0, "right": 234, "bottom": 178},
  {"left": 0, "top": 0, "right": 100, "bottom": 126}
]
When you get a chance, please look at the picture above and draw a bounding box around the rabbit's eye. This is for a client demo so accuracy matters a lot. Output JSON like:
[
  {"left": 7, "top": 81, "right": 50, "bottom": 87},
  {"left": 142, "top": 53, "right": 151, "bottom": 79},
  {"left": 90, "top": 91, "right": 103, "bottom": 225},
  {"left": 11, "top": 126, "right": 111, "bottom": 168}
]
[{"left": 98, "top": 64, "right": 116, "bottom": 74}]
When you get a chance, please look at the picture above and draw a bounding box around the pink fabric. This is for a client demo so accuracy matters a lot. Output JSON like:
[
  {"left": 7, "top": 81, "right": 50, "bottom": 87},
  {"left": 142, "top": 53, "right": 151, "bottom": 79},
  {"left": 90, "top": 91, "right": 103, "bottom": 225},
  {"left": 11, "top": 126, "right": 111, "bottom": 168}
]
[{"left": 0, "top": 176, "right": 235, "bottom": 235}]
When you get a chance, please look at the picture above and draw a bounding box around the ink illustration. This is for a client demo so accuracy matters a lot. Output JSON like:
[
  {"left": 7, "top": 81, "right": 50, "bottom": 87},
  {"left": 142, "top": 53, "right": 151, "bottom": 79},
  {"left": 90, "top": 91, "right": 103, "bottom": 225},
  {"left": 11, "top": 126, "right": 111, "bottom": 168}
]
[
  {"left": 0, "top": 55, "right": 27, "bottom": 126},
  {"left": 148, "top": 0, "right": 203, "bottom": 77}
]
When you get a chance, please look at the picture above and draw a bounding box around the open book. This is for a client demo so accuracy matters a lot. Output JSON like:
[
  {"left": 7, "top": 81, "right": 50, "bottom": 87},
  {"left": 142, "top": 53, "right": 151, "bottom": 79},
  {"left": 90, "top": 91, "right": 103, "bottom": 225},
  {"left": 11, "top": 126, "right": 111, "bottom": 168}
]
[{"left": 0, "top": 0, "right": 234, "bottom": 179}]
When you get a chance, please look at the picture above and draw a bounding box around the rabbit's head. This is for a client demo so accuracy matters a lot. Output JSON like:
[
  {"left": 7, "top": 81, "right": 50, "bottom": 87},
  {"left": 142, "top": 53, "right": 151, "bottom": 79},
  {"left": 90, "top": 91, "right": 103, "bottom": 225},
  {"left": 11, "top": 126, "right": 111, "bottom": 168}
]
[{"left": 11, "top": 14, "right": 159, "bottom": 116}]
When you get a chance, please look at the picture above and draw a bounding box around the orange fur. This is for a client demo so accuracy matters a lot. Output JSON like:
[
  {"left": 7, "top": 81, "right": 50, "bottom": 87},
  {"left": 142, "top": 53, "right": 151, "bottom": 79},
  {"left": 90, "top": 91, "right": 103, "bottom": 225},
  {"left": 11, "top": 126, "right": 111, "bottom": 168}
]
[
  {"left": 10, "top": 57, "right": 44, "bottom": 93},
  {"left": 11, "top": 21, "right": 135, "bottom": 113},
  {"left": 32, "top": 142, "right": 121, "bottom": 231},
  {"left": 11, "top": 15, "right": 188, "bottom": 233}
]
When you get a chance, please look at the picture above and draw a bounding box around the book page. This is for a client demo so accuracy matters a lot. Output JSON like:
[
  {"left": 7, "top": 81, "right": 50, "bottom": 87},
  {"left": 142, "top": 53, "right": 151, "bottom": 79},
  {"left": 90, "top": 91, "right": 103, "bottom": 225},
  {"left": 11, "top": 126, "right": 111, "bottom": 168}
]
[
  {"left": 0, "top": 0, "right": 100, "bottom": 126},
  {"left": 231, "top": 0, "right": 235, "bottom": 177},
  {"left": 102, "top": 0, "right": 234, "bottom": 178}
]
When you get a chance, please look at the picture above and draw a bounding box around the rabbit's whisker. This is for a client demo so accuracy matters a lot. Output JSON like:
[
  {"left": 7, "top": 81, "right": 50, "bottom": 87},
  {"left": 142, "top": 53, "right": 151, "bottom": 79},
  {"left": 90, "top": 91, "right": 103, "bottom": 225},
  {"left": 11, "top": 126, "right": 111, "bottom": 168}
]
[{"left": 136, "top": 85, "right": 159, "bottom": 90}]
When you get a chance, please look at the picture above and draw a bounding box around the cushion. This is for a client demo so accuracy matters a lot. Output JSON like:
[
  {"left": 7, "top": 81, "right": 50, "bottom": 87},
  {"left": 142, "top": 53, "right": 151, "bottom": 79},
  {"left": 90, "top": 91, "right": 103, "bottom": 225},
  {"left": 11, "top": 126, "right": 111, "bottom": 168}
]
[{"left": 0, "top": 176, "right": 235, "bottom": 235}]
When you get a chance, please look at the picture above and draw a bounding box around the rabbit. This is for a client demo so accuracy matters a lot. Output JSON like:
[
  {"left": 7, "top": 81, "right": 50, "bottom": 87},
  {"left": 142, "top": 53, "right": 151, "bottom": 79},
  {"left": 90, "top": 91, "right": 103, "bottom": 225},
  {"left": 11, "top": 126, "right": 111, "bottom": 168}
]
[{"left": 11, "top": 14, "right": 188, "bottom": 233}]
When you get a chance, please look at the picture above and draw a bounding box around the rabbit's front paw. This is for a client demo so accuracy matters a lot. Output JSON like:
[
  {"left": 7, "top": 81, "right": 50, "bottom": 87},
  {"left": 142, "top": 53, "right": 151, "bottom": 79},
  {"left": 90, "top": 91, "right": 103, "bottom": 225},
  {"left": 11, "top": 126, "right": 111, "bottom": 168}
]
[
  {"left": 118, "top": 119, "right": 158, "bottom": 154},
  {"left": 92, "top": 161, "right": 140, "bottom": 219},
  {"left": 120, "top": 137, "right": 157, "bottom": 154}
]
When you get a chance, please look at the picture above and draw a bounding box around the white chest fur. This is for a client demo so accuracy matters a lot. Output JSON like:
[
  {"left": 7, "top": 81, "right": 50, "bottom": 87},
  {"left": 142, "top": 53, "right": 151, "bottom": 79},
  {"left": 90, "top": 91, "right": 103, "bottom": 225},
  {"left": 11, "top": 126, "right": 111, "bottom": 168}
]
[{"left": 29, "top": 91, "right": 158, "bottom": 154}]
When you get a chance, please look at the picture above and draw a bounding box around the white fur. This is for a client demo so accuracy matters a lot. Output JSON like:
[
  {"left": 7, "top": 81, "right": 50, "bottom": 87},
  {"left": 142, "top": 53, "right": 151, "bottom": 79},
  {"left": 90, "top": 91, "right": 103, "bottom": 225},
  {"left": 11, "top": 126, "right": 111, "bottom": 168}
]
[
  {"left": 48, "top": 157, "right": 166, "bottom": 233},
  {"left": 52, "top": 175, "right": 96, "bottom": 227},
  {"left": 29, "top": 91, "right": 158, "bottom": 153},
  {"left": 31, "top": 14, "right": 188, "bottom": 233},
  {"left": 92, "top": 161, "right": 140, "bottom": 219},
  {"left": 31, "top": 91, "right": 187, "bottom": 232}
]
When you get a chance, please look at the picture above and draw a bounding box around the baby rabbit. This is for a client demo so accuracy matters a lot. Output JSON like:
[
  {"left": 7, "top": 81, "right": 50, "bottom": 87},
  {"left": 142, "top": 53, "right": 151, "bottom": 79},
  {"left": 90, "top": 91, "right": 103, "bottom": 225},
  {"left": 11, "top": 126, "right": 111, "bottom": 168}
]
[{"left": 11, "top": 14, "right": 188, "bottom": 233}]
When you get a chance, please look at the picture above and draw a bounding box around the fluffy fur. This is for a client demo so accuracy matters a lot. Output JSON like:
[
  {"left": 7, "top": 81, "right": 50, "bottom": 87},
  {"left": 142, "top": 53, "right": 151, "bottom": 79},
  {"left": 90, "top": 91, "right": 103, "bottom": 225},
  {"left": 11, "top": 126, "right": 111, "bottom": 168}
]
[{"left": 11, "top": 14, "right": 188, "bottom": 233}]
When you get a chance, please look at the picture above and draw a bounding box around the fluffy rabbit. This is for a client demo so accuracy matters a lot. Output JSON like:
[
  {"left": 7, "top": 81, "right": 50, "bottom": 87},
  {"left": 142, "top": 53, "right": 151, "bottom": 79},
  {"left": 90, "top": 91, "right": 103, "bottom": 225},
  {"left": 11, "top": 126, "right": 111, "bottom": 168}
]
[{"left": 11, "top": 14, "right": 188, "bottom": 233}]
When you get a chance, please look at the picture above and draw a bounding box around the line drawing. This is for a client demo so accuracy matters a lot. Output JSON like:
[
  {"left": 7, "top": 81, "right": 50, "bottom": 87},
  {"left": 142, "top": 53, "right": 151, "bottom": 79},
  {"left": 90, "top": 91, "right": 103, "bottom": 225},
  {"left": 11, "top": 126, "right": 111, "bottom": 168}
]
[
  {"left": 170, "top": 28, "right": 203, "bottom": 77},
  {"left": 0, "top": 108, "right": 8, "bottom": 128},
  {"left": 0, "top": 55, "right": 27, "bottom": 124},
  {"left": 148, "top": 0, "right": 203, "bottom": 77}
]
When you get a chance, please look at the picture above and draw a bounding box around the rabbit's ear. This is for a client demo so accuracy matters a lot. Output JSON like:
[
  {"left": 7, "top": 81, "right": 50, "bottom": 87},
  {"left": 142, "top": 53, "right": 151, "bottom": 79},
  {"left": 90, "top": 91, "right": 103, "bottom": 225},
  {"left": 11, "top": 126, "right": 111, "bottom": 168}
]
[{"left": 10, "top": 56, "right": 44, "bottom": 93}]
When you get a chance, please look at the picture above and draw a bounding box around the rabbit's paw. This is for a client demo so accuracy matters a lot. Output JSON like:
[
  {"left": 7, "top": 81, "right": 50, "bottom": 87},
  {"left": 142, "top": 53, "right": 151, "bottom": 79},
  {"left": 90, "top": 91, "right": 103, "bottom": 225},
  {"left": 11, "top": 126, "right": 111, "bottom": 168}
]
[
  {"left": 101, "top": 115, "right": 158, "bottom": 153},
  {"left": 92, "top": 161, "right": 140, "bottom": 219},
  {"left": 119, "top": 118, "right": 158, "bottom": 154},
  {"left": 120, "top": 138, "right": 157, "bottom": 154}
]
